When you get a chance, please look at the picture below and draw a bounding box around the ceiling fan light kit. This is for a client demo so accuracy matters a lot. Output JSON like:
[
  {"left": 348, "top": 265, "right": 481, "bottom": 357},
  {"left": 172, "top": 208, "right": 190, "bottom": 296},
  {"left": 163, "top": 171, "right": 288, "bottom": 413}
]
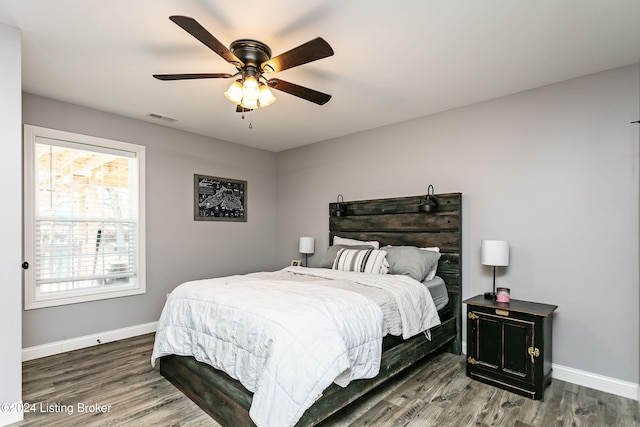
[
  {"left": 222, "top": 64, "right": 277, "bottom": 110},
  {"left": 154, "top": 15, "right": 334, "bottom": 116}
]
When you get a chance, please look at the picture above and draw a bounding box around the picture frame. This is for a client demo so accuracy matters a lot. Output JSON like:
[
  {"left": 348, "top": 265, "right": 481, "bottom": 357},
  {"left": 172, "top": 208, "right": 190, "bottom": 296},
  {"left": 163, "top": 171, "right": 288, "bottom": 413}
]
[
  {"left": 290, "top": 259, "right": 301, "bottom": 267},
  {"left": 194, "top": 174, "right": 247, "bottom": 222}
]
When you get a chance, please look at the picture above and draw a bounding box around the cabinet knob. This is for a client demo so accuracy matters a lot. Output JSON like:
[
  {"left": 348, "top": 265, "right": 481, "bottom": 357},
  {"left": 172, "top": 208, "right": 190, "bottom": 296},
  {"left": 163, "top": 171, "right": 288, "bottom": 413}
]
[{"left": 528, "top": 346, "right": 540, "bottom": 363}]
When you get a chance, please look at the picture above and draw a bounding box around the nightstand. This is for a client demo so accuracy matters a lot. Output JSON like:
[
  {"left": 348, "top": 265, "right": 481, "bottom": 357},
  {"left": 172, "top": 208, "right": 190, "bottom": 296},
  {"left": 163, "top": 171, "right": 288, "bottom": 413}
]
[{"left": 464, "top": 295, "right": 557, "bottom": 400}]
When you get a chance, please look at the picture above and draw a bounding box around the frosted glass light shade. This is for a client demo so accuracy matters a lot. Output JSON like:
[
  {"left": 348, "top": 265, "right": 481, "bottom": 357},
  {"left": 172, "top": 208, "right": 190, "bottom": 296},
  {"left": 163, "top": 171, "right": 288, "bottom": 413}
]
[
  {"left": 481, "top": 240, "right": 509, "bottom": 266},
  {"left": 258, "top": 83, "right": 276, "bottom": 107},
  {"left": 299, "top": 237, "right": 315, "bottom": 254},
  {"left": 224, "top": 80, "right": 243, "bottom": 104},
  {"left": 242, "top": 76, "right": 259, "bottom": 99},
  {"left": 240, "top": 96, "right": 258, "bottom": 109}
]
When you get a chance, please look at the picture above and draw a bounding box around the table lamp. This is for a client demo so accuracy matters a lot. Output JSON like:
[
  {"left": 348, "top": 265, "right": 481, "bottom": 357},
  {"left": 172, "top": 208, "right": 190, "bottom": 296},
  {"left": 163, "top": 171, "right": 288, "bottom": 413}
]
[
  {"left": 299, "top": 237, "right": 315, "bottom": 267},
  {"left": 481, "top": 240, "right": 509, "bottom": 299}
]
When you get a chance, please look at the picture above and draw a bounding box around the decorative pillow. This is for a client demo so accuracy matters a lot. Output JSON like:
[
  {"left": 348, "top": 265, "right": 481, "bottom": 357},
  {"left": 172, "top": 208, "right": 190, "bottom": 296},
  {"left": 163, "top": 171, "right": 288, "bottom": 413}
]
[
  {"left": 332, "top": 248, "right": 389, "bottom": 274},
  {"left": 420, "top": 247, "right": 440, "bottom": 280},
  {"left": 320, "top": 244, "right": 373, "bottom": 268},
  {"left": 383, "top": 246, "right": 441, "bottom": 282},
  {"left": 333, "top": 236, "right": 380, "bottom": 249}
]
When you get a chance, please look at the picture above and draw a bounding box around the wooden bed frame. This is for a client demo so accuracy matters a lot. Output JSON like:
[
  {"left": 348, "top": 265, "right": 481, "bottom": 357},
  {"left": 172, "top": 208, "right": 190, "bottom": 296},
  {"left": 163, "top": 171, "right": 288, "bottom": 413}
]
[{"left": 159, "top": 192, "right": 463, "bottom": 426}]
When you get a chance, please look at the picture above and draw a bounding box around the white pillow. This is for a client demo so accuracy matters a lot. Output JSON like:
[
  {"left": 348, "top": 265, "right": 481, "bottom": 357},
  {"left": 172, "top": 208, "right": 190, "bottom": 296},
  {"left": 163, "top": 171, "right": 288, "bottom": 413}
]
[
  {"left": 333, "top": 236, "right": 380, "bottom": 249},
  {"left": 332, "top": 248, "right": 389, "bottom": 274},
  {"left": 420, "top": 247, "right": 440, "bottom": 281}
]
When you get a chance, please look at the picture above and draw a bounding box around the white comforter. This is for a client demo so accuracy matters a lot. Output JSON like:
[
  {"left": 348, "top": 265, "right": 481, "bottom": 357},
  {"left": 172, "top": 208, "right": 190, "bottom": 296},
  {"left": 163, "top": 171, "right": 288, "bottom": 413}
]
[
  {"left": 151, "top": 268, "right": 440, "bottom": 427},
  {"left": 287, "top": 267, "right": 441, "bottom": 339}
]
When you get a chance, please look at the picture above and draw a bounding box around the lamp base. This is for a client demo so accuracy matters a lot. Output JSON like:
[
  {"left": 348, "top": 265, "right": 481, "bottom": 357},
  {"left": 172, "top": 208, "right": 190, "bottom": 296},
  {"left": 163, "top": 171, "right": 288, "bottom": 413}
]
[{"left": 484, "top": 291, "right": 496, "bottom": 299}]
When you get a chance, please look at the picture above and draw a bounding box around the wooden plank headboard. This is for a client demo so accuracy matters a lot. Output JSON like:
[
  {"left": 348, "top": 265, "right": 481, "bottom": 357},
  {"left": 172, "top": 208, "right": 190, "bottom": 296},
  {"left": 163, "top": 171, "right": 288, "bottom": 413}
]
[{"left": 329, "top": 192, "right": 463, "bottom": 353}]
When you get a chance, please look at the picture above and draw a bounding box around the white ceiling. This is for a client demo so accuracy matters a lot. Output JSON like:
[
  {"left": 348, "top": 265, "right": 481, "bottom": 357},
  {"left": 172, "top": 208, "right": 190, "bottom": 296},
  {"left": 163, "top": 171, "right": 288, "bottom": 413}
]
[{"left": 1, "top": 1, "right": 639, "bottom": 152}]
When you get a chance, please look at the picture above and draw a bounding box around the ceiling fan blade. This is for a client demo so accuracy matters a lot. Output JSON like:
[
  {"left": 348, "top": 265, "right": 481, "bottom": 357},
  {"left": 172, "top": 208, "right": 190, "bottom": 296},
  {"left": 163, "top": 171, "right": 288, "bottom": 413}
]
[
  {"left": 169, "top": 15, "right": 244, "bottom": 68},
  {"left": 267, "top": 78, "right": 331, "bottom": 105},
  {"left": 153, "top": 73, "right": 233, "bottom": 81},
  {"left": 261, "top": 37, "right": 333, "bottom": 73}
]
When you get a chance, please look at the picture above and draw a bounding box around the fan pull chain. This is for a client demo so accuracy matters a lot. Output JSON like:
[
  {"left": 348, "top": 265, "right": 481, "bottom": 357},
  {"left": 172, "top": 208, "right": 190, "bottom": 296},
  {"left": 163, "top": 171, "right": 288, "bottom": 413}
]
[{"left": 240, "top": 108, "right": 253, "bottom": 129}]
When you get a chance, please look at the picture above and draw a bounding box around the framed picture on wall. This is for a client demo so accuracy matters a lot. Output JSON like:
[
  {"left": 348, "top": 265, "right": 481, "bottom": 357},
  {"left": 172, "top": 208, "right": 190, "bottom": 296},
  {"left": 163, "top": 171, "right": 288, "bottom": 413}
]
[
  {"left": 194, "top": 174, "right": 247, "bottom": 222},
  {"left": 290, "top": 259, "right": 301, "bottom": 266}
]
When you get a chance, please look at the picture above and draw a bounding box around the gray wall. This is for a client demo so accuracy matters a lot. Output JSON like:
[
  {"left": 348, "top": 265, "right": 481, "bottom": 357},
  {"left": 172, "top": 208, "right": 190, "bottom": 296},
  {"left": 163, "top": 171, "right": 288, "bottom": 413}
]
[
  {"left": 275, "top": 64, "right": 640, "bottom": 383},
  {"left": 0, "top": 23, "right": 22, "bottom": 425},
  {"left": 14, "top": 60, "right": 640, "bottom": 389},
  {"left": 22, "top": 94, "right": 279, "bottom": 347}
]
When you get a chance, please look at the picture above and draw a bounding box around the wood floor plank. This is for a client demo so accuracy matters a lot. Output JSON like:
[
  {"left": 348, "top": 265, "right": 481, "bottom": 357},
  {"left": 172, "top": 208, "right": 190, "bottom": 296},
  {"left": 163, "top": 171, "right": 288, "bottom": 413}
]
[
  {"left": 401, "top": 400, "right": 444, "bottom": 427},
  {"left": 11, "top": 333, "right": 640, "bottom": 427},
  {"left": 348, "top": 400, "right": 404, "bottom": 427},
  {"left": 383, "top": 353, "right": 461, "bottom": 408}
]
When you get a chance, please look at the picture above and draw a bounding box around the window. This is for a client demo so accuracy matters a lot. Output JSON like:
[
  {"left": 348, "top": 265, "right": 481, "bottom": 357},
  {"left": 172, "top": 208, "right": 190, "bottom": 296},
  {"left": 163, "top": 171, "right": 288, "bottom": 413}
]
[{"left": 24, "top": 125, "right": 145, "bottom": 309}]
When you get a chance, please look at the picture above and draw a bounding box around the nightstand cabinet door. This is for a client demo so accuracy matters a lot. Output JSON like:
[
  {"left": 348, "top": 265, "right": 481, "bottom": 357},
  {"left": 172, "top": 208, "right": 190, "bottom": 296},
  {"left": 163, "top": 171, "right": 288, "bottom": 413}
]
[
  {"left": 468, "top": 310, "right": 534, "bottom": 383},
  {"left": 464, "top": 296, "right": 557, "bottom": 400},
  {"left": 503, "top": 320, "right": 531, "bottom": 378}
]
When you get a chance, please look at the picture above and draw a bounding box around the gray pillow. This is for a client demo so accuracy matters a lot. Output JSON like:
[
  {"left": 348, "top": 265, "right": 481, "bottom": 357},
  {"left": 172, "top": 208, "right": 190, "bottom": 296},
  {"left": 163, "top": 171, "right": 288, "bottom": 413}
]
[
  {"left": 319, "top": 244, "right": 374, "bottom": 268},
  {"left": 384, "top": 246, "right": 441, "bottom": 282}
]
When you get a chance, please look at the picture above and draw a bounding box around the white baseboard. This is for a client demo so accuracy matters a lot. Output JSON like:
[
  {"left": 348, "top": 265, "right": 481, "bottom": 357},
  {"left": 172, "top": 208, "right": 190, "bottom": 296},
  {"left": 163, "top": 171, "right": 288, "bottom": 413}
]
[
  {"left": 22, "top": 321, "right": 158, "bottom": 362},
  {"left": 552, "top": 363, "right": 639, "bottom": 401},
  {"left": 461, "top": 342, "right": 638, "bottom": 401},
  {"left": 0, "top": 411, "right": 23, "bottom": 427}
]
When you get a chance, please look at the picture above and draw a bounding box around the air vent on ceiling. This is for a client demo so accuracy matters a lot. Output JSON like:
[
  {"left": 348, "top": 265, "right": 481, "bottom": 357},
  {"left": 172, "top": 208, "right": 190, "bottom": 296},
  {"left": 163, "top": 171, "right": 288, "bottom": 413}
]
[{"left": 147, "top": 112, "right": 177, "bottom": 123}]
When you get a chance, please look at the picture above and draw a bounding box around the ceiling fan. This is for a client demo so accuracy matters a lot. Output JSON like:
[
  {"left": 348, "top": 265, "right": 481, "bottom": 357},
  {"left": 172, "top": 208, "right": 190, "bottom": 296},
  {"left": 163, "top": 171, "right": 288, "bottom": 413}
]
[{"left": 153, "top": 16, "right": 334, "bottom": 111}]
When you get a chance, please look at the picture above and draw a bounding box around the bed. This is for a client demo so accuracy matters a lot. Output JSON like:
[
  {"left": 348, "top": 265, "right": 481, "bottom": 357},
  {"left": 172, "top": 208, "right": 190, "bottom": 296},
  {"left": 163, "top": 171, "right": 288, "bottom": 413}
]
[{"left": 152, "top": 192, "right": 462, "bottom": 427}]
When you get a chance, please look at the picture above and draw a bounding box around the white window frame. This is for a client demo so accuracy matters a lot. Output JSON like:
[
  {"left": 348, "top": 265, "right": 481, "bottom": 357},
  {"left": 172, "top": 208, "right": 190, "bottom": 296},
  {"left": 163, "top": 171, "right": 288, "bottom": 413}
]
[{"left": 23, "top": 125, "right": 146, "bottom": 309}]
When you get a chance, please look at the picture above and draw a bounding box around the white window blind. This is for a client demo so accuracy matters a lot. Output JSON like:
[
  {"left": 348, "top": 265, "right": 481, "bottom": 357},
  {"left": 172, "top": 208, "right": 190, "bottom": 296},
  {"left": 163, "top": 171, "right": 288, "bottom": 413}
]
[{"left": 24, "top": 126, "right": 146, "bottom": 309}]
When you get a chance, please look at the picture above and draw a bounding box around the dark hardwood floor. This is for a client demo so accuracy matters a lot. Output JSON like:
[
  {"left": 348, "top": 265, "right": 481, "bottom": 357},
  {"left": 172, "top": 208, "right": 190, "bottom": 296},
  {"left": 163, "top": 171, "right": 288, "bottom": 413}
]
[{"left": 12, "top": 333, "right": 639, "bottom": 426}]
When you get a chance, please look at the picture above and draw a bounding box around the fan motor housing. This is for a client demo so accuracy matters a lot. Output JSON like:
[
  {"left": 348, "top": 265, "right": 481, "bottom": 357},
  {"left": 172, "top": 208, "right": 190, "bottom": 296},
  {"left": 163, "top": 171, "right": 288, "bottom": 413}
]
[{"left": 230, "top": 39, "right": 272, "bottom": 68}]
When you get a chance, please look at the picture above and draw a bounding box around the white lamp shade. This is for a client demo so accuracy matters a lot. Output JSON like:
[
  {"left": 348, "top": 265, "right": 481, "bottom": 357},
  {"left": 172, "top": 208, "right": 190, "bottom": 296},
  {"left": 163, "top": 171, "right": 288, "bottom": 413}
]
[
  {"left": 299, "top": 237, "right": 315, "bottom": 254},
  {"left": 481, "top": 240, "right": 509, "bottom": 266}
]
